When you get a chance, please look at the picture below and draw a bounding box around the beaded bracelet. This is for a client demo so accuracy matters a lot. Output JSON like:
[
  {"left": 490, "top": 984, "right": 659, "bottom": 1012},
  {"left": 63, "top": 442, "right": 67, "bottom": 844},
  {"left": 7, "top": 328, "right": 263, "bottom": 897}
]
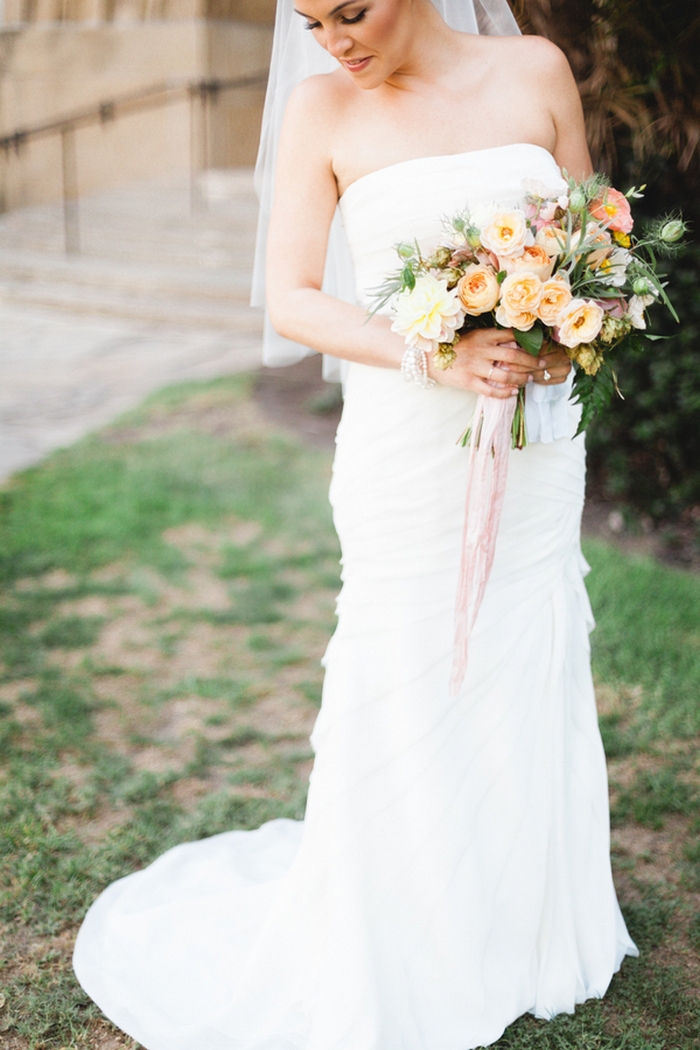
[{"left": 400, "top": 347, "right": 435, "bottom": 389}]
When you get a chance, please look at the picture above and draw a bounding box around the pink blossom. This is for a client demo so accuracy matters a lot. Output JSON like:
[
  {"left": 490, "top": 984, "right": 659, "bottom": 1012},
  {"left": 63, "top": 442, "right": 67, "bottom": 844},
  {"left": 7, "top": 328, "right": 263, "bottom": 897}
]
[
  {"left": 524, "top": 200, "right": 539, "bottom": 221},
  {"left": 476, "top": 248, "right": 500, "bottom": 270},
  {"left": 590, "top": 187, "right": 634, "bottom": 234},
  {"left": 599, "top": 297, "right": 627, "bottom": 318}
]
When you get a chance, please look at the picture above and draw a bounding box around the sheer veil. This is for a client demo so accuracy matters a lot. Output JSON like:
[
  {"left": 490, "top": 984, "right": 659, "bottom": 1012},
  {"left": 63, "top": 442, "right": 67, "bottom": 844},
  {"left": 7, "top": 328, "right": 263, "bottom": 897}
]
[{"left": 250, "top": 0, "right": 521, "bottom": 380}]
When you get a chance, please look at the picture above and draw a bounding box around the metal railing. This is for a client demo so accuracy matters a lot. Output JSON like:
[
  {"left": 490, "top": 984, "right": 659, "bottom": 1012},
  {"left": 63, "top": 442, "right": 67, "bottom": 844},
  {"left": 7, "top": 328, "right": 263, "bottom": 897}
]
[{"left": 0, "top": 70, "right": 269, "bottom": 254}]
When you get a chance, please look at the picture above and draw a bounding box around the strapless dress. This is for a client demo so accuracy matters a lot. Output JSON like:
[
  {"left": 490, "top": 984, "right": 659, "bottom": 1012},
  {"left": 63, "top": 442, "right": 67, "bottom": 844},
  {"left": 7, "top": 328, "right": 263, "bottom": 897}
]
[{"left": 73, "top": 143, "right": 637, "bottom": 1050}]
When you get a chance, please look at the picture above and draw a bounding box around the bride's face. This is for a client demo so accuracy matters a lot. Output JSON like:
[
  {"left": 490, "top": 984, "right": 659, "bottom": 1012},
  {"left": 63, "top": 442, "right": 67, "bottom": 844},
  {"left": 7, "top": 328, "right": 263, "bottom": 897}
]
[{"left": 294, "top": 0, "right": 414, "bottom": 88}]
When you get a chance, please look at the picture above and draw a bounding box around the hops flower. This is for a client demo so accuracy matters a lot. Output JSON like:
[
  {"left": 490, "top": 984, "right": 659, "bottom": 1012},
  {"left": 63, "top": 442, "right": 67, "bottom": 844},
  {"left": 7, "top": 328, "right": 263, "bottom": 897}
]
[
  {"left": 391, "top": 273, "right": 464, "bottom": 353},
  {"left": 570, "top": 343, "right": 605, "bottom": 375},
  {"left": 599, "top": 313, "right": 632, "bottom": 344},
  {"left": 457, "top": 264, "right": 501, "bottom": 316},
  {"left": 433, "top": 342, "right": 458, "bottom": 370}
]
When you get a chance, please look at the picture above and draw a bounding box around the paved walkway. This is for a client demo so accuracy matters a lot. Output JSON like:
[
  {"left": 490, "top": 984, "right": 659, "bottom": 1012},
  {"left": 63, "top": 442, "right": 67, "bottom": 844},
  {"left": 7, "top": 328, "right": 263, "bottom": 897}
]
[{"left": 0, "top": 170, "right": 264, "bottom": 483}]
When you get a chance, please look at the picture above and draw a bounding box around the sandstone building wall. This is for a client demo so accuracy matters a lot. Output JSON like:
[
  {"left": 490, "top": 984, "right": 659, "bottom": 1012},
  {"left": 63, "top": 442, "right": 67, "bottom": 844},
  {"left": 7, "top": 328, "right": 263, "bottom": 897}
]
[{"left": 0, "top": 0, "right": 275, "bottom": 209}]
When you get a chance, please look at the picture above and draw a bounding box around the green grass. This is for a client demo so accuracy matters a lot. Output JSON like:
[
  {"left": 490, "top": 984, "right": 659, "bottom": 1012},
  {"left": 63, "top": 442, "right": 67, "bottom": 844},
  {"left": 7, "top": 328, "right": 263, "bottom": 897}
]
[
  {"left": 1, "top": 373, "right": 699, "bottom": 1047},
  {"left": 0, "top": 375, "right": 333, "bottom": 587},
  {"left": 584, "top": 538, "right": 700, "bottom": 739}
]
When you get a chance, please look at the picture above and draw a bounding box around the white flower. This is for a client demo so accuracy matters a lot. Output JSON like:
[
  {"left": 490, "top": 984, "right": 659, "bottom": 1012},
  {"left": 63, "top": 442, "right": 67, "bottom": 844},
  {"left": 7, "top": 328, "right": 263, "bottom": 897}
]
[
  {"left": 596, "top": 247, "right": 632, "bottom": 287},
  {"left": 391, "top": 273, "right": 464, "bottom": 353},
  {"left": 627, "top": 293, "right": 655, "bottom": 330},
  {"left": 480, "top": 209, "right": 531, "bottom": 257},
  {"left": 522, "top": 177, "right": 567, "bottom": 200}
]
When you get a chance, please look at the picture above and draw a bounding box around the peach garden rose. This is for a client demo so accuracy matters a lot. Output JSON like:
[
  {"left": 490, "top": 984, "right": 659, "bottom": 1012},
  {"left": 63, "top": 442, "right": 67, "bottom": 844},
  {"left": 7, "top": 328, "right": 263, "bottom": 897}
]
[
  {"left": 499, "top": 271, "right": 543, "bottom": 313},
  {"left": 480, "top": 209, "right": 529, "bottom": 258},
  {"left": 500, "top": 244, "right": 555, "bottom": 281},
  {"left": 494, "top": 305, "right": 539, "bottom": 331},
  {"left": 537, "top": 275, "right": 572, "bottom": 326},
  {"left": 457, "top": 264, "right": 501, "bottom": 316},
  {"left": 556, "top": 298, "right": 605, "bottom": 349},
  {"left": 535, "top": 223, "right": 567, "bottom": 258}
]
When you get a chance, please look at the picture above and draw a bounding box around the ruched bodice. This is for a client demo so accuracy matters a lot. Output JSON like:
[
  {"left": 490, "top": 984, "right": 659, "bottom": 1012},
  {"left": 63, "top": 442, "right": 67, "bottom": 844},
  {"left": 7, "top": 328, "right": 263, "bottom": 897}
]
[{"left": 73, "top": 145, "right": 636, "bottom": 1050}]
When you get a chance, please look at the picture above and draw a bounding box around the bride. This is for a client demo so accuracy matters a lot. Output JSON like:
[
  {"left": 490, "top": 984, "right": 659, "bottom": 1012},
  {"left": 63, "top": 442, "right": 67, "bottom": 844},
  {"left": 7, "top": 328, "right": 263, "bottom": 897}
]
[{"left": 73, "top": 1, "right": 638, "bottom": 1047}]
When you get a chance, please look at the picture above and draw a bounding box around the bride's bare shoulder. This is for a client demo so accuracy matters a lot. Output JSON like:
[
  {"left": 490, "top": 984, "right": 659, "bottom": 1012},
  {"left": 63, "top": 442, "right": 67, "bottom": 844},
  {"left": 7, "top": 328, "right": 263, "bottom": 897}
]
[
  {"left": 473, "top": 33, "right": 580, "bottom": 119},
  {"left": 474, "top": 31, "right": 572, "bottom": 78},
  {"left": 285, "top": 70, "right": 354, "bottom": 128}
]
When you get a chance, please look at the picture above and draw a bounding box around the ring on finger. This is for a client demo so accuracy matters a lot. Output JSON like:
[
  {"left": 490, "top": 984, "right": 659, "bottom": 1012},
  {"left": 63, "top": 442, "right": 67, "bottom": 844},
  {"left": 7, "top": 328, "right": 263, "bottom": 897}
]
[
  {"left": 487, "top": 365, "right": 495, "bottom": 381},
  {"left": 543, "top": 368, "right": 552, "bottom": 381}
]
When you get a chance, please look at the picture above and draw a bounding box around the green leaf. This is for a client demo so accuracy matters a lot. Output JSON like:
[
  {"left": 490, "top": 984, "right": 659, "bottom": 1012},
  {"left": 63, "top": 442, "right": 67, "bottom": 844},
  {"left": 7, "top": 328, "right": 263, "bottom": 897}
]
[
  {"left": 403, "top": 267, "right": 416, "bottom": 291},
  {"left": 514, "top": 325, "right": 544, "bottom": 356}
]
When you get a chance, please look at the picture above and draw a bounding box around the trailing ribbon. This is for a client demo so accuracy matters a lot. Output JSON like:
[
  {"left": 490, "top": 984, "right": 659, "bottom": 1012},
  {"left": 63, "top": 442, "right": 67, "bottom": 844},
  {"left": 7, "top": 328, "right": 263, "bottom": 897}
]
[{"left": 450, "top": 394, "right": 517, "bottom": 695}]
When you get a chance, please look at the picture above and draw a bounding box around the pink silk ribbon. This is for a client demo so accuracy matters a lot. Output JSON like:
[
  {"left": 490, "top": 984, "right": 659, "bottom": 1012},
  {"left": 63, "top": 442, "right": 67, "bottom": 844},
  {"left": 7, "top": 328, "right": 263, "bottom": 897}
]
[{"left": 450, "top": 394, "right": 517, "bottom": 695}]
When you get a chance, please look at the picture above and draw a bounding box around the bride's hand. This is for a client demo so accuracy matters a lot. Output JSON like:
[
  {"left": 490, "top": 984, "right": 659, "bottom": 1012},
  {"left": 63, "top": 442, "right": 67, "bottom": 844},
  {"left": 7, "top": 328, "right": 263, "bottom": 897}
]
[
  {"left": 497, "top": 339, "right": 572, "bottom": 386},
  {"left": 529, "top": 345, "right": 572, "bottom": 385},
  {"left": 428, "top": 328, "right": 540, "bottom": 399}
]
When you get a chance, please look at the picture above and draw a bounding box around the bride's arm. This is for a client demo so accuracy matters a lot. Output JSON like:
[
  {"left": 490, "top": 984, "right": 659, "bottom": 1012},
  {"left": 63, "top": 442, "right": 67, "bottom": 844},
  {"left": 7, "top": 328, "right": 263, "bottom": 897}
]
[
  {"left": 265, "top": 80, "right": 540, "bottom": 399},
  {"left": 538, "top": 38, "right": 593, "bottom": 181},
  {"left": 266, "top": 81, "right": 398, "bottom": 366}
]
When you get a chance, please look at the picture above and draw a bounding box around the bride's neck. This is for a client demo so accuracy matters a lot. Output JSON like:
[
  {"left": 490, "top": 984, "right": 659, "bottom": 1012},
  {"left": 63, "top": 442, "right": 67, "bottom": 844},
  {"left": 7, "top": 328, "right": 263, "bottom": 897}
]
[{"left": 383, "top": 1, "right": 474, "bottom": 91}]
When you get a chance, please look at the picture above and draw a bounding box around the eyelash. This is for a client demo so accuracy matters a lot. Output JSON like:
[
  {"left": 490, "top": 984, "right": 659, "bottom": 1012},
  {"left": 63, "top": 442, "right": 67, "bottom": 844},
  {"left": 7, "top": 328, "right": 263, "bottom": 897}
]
[{"left": 304, "top": 9, "right": 366, "bottom": 30}]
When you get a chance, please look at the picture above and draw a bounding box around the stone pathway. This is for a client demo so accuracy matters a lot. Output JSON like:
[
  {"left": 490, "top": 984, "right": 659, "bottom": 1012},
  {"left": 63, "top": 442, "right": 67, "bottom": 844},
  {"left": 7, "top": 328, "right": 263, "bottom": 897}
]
[{"left": 0, "top": 170, "right": 264, "bottom": 482}]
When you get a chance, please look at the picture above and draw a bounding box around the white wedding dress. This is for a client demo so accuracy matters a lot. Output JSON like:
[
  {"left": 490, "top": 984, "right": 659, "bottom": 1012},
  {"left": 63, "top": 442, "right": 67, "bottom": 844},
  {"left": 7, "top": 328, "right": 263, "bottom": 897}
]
[{"left": 73, "top": 143, "right": 637, "bottom": 1050}]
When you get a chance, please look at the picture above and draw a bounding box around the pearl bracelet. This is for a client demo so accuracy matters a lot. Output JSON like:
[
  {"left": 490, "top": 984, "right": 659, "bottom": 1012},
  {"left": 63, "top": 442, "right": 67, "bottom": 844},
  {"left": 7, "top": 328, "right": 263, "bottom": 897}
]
[{"left": 400, "top": 346, "right": 435, "bottom": 389}]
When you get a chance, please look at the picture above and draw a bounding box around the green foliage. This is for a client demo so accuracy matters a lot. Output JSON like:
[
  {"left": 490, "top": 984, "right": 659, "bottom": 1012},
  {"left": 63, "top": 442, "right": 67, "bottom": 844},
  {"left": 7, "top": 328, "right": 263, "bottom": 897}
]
[
  {"left": 586, "top": 241, "right": 700, "bottom": 521},
  {"left": 514, "top": 323, "right": 544, "bottom": 356},
  {"left": 512, "top": 0, "right": 700, "bottom": 522},
  {"left": 574, "top": 363, "right": 617, "bottom": 436}
]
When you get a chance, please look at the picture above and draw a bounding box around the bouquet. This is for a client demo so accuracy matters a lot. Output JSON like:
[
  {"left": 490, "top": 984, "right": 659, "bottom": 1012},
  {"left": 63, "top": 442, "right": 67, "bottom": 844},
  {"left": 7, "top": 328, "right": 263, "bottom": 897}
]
[
  {"left": 370, "top": 174, "right": 686, "bottom": 693},
  {"left": 372, "top": 173, "right": 686, "bottom": 447}
]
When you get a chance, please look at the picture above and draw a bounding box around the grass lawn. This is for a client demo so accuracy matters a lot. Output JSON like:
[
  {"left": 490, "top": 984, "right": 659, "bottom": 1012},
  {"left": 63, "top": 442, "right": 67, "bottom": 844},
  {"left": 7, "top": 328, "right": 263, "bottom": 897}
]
[{"left": 0, "top": 372, "right": 699, "bottom": 1049}]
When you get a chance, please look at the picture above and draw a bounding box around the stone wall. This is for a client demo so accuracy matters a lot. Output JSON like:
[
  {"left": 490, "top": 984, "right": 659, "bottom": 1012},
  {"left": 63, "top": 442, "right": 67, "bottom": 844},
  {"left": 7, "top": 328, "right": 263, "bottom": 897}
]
[
  {"left": 2, "top": 0, "right": 276, "bottom": 25},
  {"left": 0, "top": 1, "right": 274, "bottom": 210}
]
